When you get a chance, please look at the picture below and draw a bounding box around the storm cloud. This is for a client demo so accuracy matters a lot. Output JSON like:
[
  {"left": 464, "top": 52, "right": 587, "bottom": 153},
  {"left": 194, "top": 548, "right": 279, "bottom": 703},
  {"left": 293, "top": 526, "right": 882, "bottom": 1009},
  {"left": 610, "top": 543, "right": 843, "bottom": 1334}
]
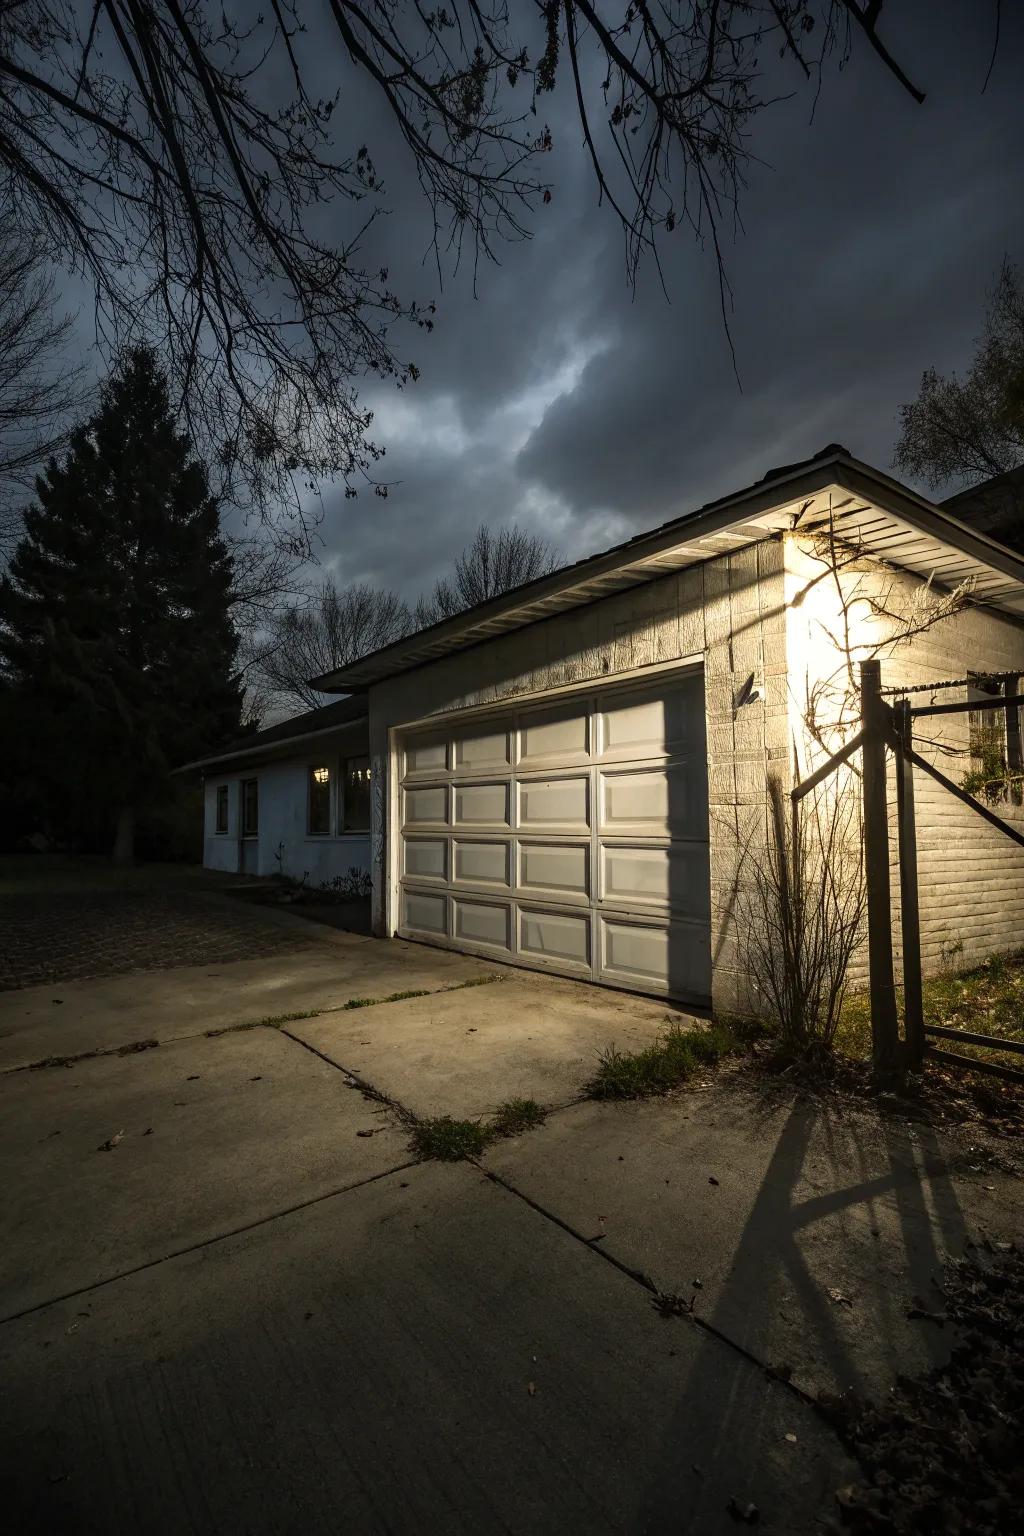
[{"left": 309, "top": 0, "right": 1024, "bottom": 603}]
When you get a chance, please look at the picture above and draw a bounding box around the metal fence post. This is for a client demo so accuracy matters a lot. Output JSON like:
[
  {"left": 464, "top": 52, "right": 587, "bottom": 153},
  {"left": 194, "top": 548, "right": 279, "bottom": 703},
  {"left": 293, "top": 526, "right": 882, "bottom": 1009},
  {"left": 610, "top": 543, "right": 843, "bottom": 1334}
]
[
  {"left": 860, "top": 660, "right": 901, "bottom": 1075},
  {"left": 894, "top": 698, "right": 925, "bottom": 1069}
]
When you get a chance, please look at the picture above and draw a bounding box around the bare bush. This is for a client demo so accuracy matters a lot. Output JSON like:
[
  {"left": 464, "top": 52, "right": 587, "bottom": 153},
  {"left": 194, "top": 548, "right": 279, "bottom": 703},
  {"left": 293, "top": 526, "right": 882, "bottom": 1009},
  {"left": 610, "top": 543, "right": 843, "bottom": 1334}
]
[{"left": 745, "top": 774, "right": 866, "bottom": 1064}]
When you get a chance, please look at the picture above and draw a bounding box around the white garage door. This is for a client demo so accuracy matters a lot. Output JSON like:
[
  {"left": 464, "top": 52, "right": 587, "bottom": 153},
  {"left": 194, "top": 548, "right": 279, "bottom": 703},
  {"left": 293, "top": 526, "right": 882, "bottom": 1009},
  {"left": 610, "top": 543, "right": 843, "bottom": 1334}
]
[{"left": 396, "top": 671, "right": 711, "bottom": 1003}]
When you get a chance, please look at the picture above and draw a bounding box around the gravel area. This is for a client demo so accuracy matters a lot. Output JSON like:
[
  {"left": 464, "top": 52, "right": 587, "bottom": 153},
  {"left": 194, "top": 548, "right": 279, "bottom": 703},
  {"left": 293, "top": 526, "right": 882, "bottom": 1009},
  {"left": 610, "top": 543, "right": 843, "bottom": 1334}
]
[{"left": 0, "top": 887, "right": 314, "bottom": 991}]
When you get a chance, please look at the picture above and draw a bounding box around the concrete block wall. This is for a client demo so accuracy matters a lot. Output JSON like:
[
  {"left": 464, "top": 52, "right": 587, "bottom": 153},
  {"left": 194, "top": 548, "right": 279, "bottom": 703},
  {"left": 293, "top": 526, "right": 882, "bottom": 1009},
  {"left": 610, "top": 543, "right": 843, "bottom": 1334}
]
[
  {"left": 368, "top": 538, "right": 790, "bottom": 1017},
  {"left": 785, "top": 535, "right": 1024, "bottom": 982}
]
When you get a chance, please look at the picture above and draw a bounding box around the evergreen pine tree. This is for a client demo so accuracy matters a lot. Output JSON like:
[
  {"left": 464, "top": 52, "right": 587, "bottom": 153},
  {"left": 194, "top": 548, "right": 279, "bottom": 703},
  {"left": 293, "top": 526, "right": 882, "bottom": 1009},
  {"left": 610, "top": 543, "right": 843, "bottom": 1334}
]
[{"left": 0, "top": 348, "right": 242, "bottom": 861}]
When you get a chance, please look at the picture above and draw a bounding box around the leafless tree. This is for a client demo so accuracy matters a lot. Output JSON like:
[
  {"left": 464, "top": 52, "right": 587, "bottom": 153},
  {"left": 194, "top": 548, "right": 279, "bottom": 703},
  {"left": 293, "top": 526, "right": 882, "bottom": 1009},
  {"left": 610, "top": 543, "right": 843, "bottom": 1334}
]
[
  {"left": 894, "top": 260, "right": 1024, "bottom": 492},
  {"left": 744, "top": 773, "right": 866, "bottom": 1065},
  {"left": 415, "top": 522, "right": 558, "bottom": 624},
  {"left": 258, "top": 579, "right": 413, "bottom": 711},
  {"left": 0, "top": 3, "right": 951, "bottom": 536},
  {"left": 0, "top": 222, "right": 85, "bottom": 552}
]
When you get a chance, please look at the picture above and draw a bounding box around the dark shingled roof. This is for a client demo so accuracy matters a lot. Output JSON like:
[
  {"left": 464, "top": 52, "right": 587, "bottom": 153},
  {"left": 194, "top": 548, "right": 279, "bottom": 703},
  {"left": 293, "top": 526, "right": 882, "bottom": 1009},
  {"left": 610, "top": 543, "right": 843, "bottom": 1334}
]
[
  {"left": 942, "top": 466, "right": 1024, "bottom": 555},
  {"left": 178, "top": 695, "right": 367, "bottom": 772}
]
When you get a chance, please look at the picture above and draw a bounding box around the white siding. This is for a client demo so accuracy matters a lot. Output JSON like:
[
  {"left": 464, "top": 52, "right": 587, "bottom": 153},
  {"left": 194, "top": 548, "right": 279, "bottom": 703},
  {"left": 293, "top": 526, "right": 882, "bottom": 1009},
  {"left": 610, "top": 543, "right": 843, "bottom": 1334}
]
[{"left": 201, "top": 730, "right": 372, "bottom": 887}]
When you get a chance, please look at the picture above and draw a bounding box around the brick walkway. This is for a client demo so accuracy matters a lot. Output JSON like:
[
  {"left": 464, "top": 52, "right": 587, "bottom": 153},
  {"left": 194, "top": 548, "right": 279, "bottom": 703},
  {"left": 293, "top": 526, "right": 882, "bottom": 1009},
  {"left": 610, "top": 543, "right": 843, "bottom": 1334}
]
[{"left": 0, "top": 887, "right": 314, "bottom": 992}]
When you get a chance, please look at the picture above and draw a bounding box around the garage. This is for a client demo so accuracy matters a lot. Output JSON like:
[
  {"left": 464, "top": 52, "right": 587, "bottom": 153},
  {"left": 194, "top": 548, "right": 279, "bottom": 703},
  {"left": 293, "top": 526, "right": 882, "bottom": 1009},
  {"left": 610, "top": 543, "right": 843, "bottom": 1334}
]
[{"left": 395, "top": 670, "right": 711, "bottom": 1003}]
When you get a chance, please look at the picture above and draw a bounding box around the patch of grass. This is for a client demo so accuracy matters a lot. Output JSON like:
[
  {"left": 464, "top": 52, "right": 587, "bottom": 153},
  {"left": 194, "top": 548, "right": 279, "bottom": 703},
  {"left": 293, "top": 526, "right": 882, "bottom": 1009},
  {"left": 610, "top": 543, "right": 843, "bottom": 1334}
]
[
  {"left": 451, "top": 973, "right": 504, "bottom": 989},
  {"left": 490, "top": 1097, "right": 546, "bottom": 1137},
  {"left": 587, "top": 1021, "right": 740, "bottom": 1100},
  {"left": 342, "top": 988, "right": 431, "bottom": 1010},
  {"left": 837, "top": 949, "right": 1024, "bottom": 1068},
  {"left": 410, "top": 1115, "right": 492, "bottom": 1161},
  {"left": 409, "top": 1097, "right": 548, "bottom": 1161}
]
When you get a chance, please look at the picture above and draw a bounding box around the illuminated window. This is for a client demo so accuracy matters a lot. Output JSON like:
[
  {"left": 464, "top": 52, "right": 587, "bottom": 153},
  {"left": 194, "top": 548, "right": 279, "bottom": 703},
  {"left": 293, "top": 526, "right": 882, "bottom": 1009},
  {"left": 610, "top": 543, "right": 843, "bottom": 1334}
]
[
  {"left": 308, "top": 764, "right": 331, "bottom": 835},
  {"left": 215, "top": 784, "right": 229, "bottom": 834},
  {"left": 341, "top": 756, "right": 371, "bottom": 832}
]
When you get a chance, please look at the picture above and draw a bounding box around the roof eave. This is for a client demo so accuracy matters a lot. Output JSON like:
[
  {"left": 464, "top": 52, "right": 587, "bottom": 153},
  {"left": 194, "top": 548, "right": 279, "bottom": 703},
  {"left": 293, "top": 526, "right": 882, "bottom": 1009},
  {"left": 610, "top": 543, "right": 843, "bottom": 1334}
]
[
  {"left": 175, "top": 712, "right": 368, "bottom": 775},
  {"left": 312, "top": 453, "right": 849, "bottom": 693}
]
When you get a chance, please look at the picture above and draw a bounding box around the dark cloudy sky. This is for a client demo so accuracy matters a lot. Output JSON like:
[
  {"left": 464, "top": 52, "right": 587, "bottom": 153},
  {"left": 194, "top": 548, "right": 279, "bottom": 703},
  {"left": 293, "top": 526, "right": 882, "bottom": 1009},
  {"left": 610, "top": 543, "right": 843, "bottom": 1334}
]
[
  {"left": 53, "top": 3, "right": 1024, "bottom": 603},
  {"left": 298, "top": 0, "right": 1021, "bottom": 604}
]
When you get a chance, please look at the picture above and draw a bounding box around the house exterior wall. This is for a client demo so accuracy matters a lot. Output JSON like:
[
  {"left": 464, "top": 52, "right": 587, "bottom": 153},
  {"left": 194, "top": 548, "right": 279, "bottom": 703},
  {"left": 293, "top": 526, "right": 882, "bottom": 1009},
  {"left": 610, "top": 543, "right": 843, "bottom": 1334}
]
[
  {"left": 202, "top": 734, "right": 371, "bottom": 886},
  {"left": 203, "top": 777, "right": 239, "bottom": 872},
  {"left": 368, "top": 539, "right": 790, "bottom": 1016},
  {"left": 785, "top": 534, "right": 1024, "bottom": 981}
]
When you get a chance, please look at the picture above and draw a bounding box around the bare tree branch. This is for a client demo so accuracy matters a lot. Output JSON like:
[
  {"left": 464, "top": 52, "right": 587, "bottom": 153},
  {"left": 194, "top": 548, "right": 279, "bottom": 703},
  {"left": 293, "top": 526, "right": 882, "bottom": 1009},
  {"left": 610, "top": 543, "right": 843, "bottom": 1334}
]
[{"left": 0, "top": 3, "right": 939, "bottom": 538}]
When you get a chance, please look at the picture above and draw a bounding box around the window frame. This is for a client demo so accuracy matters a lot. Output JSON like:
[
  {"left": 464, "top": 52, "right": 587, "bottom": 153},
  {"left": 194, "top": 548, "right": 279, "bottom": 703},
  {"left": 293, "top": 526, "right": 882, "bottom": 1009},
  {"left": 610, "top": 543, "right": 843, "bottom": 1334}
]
[
  {"left": 339, "top": 754, "right": 371, "bottom": 834},
  {"left": 215, "top": 784, "right": 229, "bottom": 835},
  {"left": 307, "top": 762, "right": 333, "bottom": 837},
  {"left": 241, "top": 777, "right": 259, "bottom": 839}
]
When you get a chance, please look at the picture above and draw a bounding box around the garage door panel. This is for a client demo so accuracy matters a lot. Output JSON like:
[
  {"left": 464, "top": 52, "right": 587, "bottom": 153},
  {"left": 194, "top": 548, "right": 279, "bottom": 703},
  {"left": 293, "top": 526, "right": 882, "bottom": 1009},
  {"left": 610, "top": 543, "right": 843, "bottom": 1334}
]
[
  {"left": 453, "top": 780, "right": 511, "bottom": 827},
  {"left": 403, "top": 737, "right": 447, "bottom": 776},
  {"left": 403, "top": 837, "right": 448, "bottom": 882},
  {"left": 454, "top": 724, "right": 511, "bottom": 773},
  {"left": 519, "top": 706, "right": 589, "bottom": 767},
  {"left": 600, "top": 914, "right": 711, "bottom": 996},
  {"left": 518, "top": 841, "right": 589, "bottom": 900},
  {"left": 518, "top": 775, "right": 590, "bottom": 830},
  {"left": 600, "top": 764, "right": 706, "bottom": 837},
  {"left": 519, "top": 907, "right": 591, "bottom": 968},
  {"left": 600, "top": 842, "right": 710, "bottom": 916},
  {"left": 598, "top": 679, "right": 704, "bottom": 760},
  {"left": 454, "top": 838, "right": 511, "bottom": 888},
  {"left": 398, "top": 670, "right": 710, "bottom": 1002},
  {"left": 404, "top": 784, "right": 448, "bottom": 827},
  {"left": 453, "top": 898, "right": 512, "bottom": 952},
  {"left": 403, "top": 888, "right": 448, "bottom": 937}
]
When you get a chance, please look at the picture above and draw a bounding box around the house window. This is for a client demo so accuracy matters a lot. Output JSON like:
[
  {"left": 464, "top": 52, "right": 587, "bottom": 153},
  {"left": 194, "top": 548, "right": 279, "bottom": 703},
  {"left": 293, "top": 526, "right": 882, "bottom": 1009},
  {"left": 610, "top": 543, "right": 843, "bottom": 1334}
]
[
  {"left": 967, "top": 675, "right": 1008, "bottom": 772},
  {"left": 215, "top": 784, "right": 229, "bottom": 834},
  {"left": 242, "top": 779, "right": 259, "bottom": 837},
  {"left": 308, "top": 764, "right": 332, "bottom": 835},
  {"left": 341, "top": 756, "right": 371, "bottom": 832}
]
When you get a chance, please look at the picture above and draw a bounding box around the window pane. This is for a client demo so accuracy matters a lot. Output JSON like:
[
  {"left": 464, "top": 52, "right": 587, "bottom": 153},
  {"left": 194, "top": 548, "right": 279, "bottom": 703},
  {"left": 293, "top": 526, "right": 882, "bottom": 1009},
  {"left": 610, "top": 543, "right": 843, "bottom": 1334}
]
[
  {"left": 216, "top": 785, "right": 229, "bottom": 834},
  {"left": 342, "top": 756, "right": 371, "bottom": 832},
  {"left": 242, "top": 779, "right": 259, "bottom": 836},
  {"left": 309, "top": 765, "right": 331, "bottom": 835}
]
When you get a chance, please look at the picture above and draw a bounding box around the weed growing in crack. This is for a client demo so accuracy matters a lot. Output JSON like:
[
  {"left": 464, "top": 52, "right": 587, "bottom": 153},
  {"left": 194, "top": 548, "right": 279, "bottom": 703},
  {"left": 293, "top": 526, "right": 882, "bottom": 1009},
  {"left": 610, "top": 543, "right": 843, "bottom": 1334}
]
[
  {"left": 490, "top": 1098, "right": 547, "bottom": 1137},
  {"left": 410, "top": 1098, "right": 547, "bottom": 1161},
  {"left": 410, "top": 1116, "right": 492, "bottom": 1161},
  {"left": 588, "top": 1022, "right": 740, "bottom": 1100}
]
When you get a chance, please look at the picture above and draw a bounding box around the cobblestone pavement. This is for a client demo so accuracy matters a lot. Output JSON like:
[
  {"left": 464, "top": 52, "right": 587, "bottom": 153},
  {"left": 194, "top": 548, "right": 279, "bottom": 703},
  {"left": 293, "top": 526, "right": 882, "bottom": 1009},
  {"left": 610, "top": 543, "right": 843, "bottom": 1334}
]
[{"left": 0, "top": 886, "right": 315, "bottom": 992}]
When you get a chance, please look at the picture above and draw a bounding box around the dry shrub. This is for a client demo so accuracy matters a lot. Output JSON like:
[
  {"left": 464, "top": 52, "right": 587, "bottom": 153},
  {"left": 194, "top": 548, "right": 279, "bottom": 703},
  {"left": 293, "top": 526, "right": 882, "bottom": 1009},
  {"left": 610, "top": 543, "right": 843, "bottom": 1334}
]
[{"left": 746, "top": 773, "right": 866, "bottom": 1064}]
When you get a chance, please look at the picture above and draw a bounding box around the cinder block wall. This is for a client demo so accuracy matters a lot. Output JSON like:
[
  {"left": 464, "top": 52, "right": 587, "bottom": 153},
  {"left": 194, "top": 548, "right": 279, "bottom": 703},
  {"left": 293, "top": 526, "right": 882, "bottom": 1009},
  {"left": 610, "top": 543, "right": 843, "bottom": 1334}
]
[
  {"left": 786, "top": 535, "right": 1024, "bottom": 981},
  {"left": 368, "top": 538, "right": 790, "bottom": 1016}
]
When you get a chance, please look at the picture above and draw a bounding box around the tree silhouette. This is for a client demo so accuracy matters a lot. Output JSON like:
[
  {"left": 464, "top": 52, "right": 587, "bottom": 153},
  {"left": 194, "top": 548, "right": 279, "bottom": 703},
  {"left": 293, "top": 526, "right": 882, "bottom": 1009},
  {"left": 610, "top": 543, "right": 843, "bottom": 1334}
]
[
  {"left": 0, "top": 348, "right": 242, "bottom": 861},
  {"left": 415, "top": 522, "right": 559, "bottom": 625}
]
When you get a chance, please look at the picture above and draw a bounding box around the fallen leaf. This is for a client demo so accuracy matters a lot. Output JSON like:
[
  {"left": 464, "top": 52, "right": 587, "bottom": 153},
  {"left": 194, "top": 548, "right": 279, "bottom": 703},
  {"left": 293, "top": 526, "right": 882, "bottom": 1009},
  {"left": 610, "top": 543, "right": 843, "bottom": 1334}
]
[
  {"left": 827, "top": 1287, "right": 853, "bottom": 1308},
  {"left": 708, "top": 1176, "right": 720, "bottom": 1186},
  {"left": 96, "top": 1130, "right": 125, "bottom": 1152},
  {"left": 784, "top": 1433, "right": 797, "bottom": 1444},
  {"left": 527, "top": 1381, "right": 536, "bottom": 1396},
  {"left": 142, "top": 1127, "right": 153, "bottom": 1136},
  {"left": 356, "top": 1129, "right": 375, "bottom": 1138}
]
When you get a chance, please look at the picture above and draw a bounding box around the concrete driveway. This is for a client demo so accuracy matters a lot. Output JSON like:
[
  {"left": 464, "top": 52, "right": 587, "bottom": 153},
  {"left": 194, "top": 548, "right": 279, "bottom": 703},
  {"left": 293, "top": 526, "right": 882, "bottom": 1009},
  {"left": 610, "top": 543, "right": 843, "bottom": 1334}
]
[{"left": 1, "top": 889, "right": 1018, "bottom": 1532}]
